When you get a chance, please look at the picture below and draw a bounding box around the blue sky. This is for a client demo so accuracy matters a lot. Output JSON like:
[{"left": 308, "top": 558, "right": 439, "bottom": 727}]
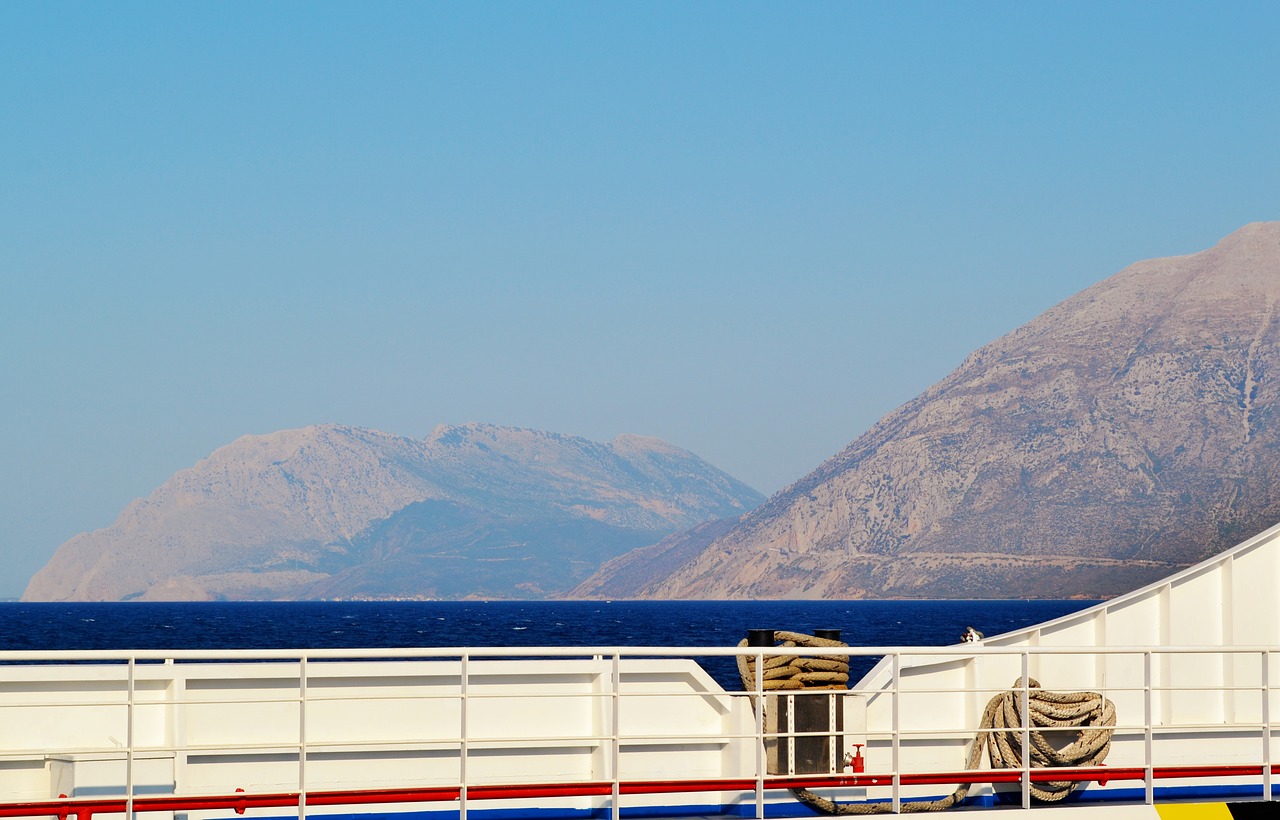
[{"left": 3, "top": 2, "right": 1278, "bottom": 597}]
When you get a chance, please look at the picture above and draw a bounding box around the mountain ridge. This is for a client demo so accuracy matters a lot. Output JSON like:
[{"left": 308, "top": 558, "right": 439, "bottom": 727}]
[
  {"left": 24, "top": 423, "right": 763, "bottom": 601},
  {"left": 573, "top": 222, "right": 1280, "bottom": 599}
]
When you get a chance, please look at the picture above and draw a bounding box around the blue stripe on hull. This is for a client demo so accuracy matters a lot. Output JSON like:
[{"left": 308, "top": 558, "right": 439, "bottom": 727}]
[{"left": 210, "top": 782, "right": 1280, "bottom": 820}]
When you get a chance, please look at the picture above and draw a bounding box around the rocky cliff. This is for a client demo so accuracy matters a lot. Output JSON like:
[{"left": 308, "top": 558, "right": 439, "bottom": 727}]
[
  {"left": 574, "top": 222, "right": 1280, "bottom": 599},
  {"left": 23, "top": 424, "right": 763, "bottom": 601}
]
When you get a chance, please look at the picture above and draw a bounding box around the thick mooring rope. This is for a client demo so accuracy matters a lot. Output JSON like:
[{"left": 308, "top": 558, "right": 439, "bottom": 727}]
[
  {"left": 739, "top": 632, "right": 1117, "bottom": 814},
  {"left": 737, "top": 630, "right": 850, "bottom": 692}
]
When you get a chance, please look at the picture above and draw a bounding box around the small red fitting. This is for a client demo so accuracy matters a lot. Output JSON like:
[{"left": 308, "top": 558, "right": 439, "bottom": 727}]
[
  {"left": 234, "top": 787, "right": 247, "bottom": 815},
  {"left": 848, "top": 744, "right": 866, "bottom": 773},
  {"left": 56, "top": 794, "right": 69, "bottom": 820}
]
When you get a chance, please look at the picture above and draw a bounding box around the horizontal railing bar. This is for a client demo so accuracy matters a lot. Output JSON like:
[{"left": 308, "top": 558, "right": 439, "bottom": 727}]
[
  {"left": 9, "top": 683, "right": 1273, "bottom": 711},
  {"left": 7, "top": 719, "right": 1273, "bottom": 760},
  {"left": 3, "top": 762, "right": 1276, "bottom": 819}
]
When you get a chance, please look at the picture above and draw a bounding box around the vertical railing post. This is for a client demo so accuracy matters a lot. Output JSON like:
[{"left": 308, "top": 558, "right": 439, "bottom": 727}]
[
  {"left": 1264, "top": 650, "right": 1273, "bottom": 801},
  {"left": 127, "top": 657, "right": 136, "bottom": 820},
  {"left": 299, "top": 656, "right": 307, "bottom": 820},
  {"left": 1143, "top": 651, "right": 1153, "bottom": 805},
  {"left": 891, "top": 652, "right": 901, "bottom": 814},
  {"left": 1020, "top": 655, "right": 1030, "bottom": 810},
  {"left": 460, "top": 653, "right": 469, "bottom": 820},
  {"left": 754, "top": 647, "right": 765, "bottom": 820},
  {"left": 611, "top": 652, "right": 621, "bottom": 820}
]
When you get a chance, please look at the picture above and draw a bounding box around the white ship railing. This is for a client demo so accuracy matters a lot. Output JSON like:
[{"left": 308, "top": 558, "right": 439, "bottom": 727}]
[{"left": 0, "top": 644, "right": 1276, "bottom": 819}]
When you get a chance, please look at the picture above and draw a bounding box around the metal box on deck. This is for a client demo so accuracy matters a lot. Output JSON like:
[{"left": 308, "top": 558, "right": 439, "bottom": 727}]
[{"left": 765, "top": 692, "right": 857, "bottom": 775}]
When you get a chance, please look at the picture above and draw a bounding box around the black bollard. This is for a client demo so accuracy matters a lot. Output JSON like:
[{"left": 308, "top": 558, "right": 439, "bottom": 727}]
[
  {"left": 814, "top": 629, "right": 842, "bottom": 641},
  {"left": 747, "top": 629, "right": 775, "bottom": 647}
]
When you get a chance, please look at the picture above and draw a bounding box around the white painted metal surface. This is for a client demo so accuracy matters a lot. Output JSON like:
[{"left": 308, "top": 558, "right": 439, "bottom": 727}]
[
  {"left": 854, "top": 519, "right": 1280, "bottom": 810},
  {"left": 3, "top": 521, "right": 1280, "bottom": 818}
]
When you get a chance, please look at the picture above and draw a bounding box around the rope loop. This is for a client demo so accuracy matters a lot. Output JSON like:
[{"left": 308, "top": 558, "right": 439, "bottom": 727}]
[
  {"left": 737, "top": 630, "right": 850, "bottom": 692},
  {"left": 979, "top": 677, "right": 1116, "bottom": 803}
]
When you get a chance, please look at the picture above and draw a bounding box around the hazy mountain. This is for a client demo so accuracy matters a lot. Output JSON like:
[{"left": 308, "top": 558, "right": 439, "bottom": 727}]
[
  {"left": 574, "top": 222, "right": 1280, "bottom": 599},
  {"left": 23, "top": 424, "right": 763, "bottom": 601},
  {"left": 567, "top": 518, "right": 740, "bottom": 599}
]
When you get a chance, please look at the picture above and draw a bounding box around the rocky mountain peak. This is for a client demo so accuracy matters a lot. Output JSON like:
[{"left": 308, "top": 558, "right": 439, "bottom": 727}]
[
  {"left": 25, "top": 424, "right": 762, "bottom": 601},
  {"left": 1213, "top": 220, "right": 1280, "bottom": 253},
  {"left": 575, "top": 222, "right": 1280, "bottom": 600}
]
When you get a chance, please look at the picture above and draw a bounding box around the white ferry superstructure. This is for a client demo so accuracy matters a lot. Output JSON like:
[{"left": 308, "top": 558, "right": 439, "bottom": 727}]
[{"left": 5, "top": 521, "right": 1280, "bottom": 820}]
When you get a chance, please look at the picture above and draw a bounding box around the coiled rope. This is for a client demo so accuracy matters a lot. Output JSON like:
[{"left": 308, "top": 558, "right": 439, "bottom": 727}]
[
  {"left": 737, "top": 630, "right": 850, "bottom": 692},
  {"left": 738, "top": 632, "right": 1116, "bottom": 813}
]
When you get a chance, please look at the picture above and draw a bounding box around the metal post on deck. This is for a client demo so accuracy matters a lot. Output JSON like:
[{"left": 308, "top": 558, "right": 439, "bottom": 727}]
[
  {"left": 1143, "top": 651, "right": 1153, "bottom": 805},
  {"left": 891, "top": 652, "right": 901, "bottom": 814},
  {"left": 460, "top": 653, "right": 469, "bottom": 820},
  {"left": 1019, "top": 655, "right": 1030, "bottom": 810},
  {"left": 611, "top": 652, "right": 621, "bottom": 820},
  {"left": 747, "top": 629, "right": 772, "bottom": 820},
  {"left": 127, "top": 657, "right": 135, "bottom": 820},
  {"left": 299, "top": 657, "right": 308, "bottom": 820},
  {"left": 1264, "top": 650, "right": 1273, "bottom": 801}
]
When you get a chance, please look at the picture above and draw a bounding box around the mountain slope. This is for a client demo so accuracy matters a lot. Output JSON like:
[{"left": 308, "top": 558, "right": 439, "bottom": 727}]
[
  {"left": 24, "top": 424, "right": 763, "bottom": 601},
  {"left": 302, "top": 500, "right": 663, "bottom": 600},
  {"left": 567, "top": 518, "right": 741, "bottom": 599},
  {"left": 581, "top": 222, "right": 1280, "bottom": 599}
]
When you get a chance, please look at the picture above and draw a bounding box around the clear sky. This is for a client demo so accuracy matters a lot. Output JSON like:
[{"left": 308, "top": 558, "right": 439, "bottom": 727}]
[{"left": 3, "top": 2, "right": 1278, "bottom": 598}]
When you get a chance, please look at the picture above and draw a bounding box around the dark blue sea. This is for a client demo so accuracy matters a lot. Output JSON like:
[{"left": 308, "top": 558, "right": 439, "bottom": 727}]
[{"left": 0, "top": 600, "right": 1095, "bottom": 690}]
